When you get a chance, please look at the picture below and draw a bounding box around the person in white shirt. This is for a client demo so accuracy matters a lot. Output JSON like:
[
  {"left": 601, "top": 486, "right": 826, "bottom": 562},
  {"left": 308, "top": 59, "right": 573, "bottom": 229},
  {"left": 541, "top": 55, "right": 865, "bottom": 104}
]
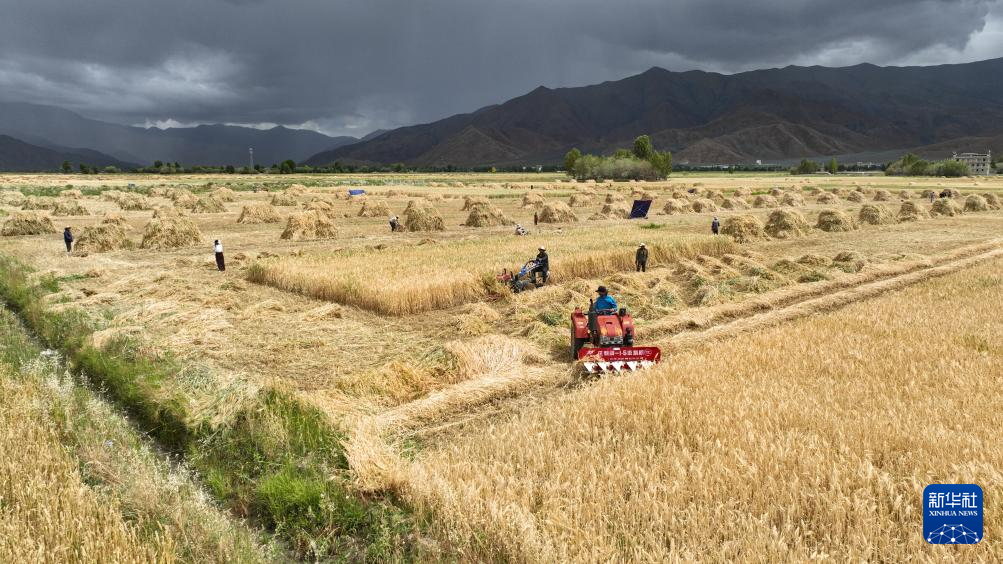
[{"left": 213, "top": 239, "right": 225, "bottom": 271}]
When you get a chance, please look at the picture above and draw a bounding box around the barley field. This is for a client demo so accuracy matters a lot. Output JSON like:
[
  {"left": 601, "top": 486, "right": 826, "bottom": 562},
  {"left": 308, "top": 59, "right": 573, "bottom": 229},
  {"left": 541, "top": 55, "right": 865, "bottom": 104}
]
[{"left": 1, "top": 171, "right": 1002, "bottom": 559}]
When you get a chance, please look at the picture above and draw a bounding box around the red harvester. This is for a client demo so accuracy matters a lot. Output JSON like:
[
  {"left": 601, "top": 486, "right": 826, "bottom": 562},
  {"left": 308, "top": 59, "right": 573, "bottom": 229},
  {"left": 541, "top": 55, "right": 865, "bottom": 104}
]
[{"left": 571, "top": 300, "right": 661, "bottom": 373}]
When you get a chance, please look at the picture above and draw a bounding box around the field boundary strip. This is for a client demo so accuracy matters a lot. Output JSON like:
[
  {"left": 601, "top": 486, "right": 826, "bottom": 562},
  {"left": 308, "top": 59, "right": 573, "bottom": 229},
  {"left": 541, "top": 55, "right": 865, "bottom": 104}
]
[{"left": 369, "top": 240, "right": 1003, "bottom": 438}]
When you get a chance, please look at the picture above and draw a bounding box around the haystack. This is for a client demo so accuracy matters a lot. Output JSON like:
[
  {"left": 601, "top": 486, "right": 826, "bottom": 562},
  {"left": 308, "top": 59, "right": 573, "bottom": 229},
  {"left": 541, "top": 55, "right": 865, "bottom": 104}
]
[
  {"left": 153, "top": 207, "right": 186, "bottom": 219},
  {"left": 465, "top": 204, "right": 514, "bottom": 227},
  {"left": 817, "top": 192, "right": 840, "bottom": 204},
  {"left": 101, "top": 190, "right": 126, "bottom": 202},
  {"left": 280, "top": 211, "right": 338, "bottom": 241},
  {"left": 964, "top": 195, "right": 988, "bottom": 212},
  {"left": 605, "top": 193, "right": 625, "bottom": 204},
  {"left": 720, "top": 197, "right": 748, "bottom": 210},
  {"left": 140, "top": 217, "right": 204, "bottom": 249},
  {"left": 872, "top": 189, "right": 893, "bottom": 202},
  {"left": 169, "top": 190, "right": 198, "bottom": 208},
  {"left": 51, "top": 200, "right": 90, "bottom": 216},
  {"left": 982, "top": 193, "right": 1002, "bottom": 210},
  {"left": 568, "top": 194, "right": 594, "bottom": 208},
  {"left": 662, "top": 199, "right": 690, "bottom": 215},
  {"left": 753, "top": 195, "right": 779, "bottom": 208},
  {"left": 0, "top": 191, "right": 26, "bottom": 206},
  {"left": 285, "top": 184, "right": 309, "bottom": 196},
  {"left": 237, "top": 203, "right": 281, "bottom": 224},
  {"left": 521, "top": 193, "right": 545, "bottom": 208},
  {"left": 1, "top": 212, "right": 56, "bottom": 236},
  {"left": 211, "top": 187, "right": 238, "bottom": 202},
  {"left": 358, "top": 200, "right": 392, "bottom": 217},
  {"left": 303, "top": 199, "right": 335, "bottom": 215},
  {"left": 100, "top": 212, "right": 130, "bottom": 229},
  {"left": 271, "top": 192, "right": 299, "bottom": 206},
  {"left": 897, "top": 190, "right": 912, "bottom": 200},
  {"left": 780, "top": 192, "right": 805, "bottom": 207},
  {"left": 60, "top": 189, "right": 83, "bottom": 199},
  {"left": 538, "top": 201, "right": 578, "bottom": 223},
  {"left": 931, "top": 198, "right": 963, "bottom": 217},
  {"left": 691, "top": 199, "right": 718, "bottom": 213},
  {"left": 797, "top": 254, "right": 830, "bottom": 268},
  {"left": 631, "top": 189, "right": 655, "bottom": 201},
  {"left": 192, "top": 195, "right": 226, "bottom": 214},
  {"left": 22, "top": 196, "right": 56, "bottom": 210},
  {"left": 941, "top": 188, "right": 963, "bottom": 199},
  {"left": 721, "top": 215, "right": 766, "bottom": 243},
  {"left": 404, "top": 203, "right": 446, "bottom": 231},
  {"left": 765, "top": 209, "right": 811, "bottom": 239},
  {"left": 461, "top": 196, "right": 489, "bottom": 211},
  {"left": 921, "top": 189, "right": 937, "bottom": 199},
  {"left": 589, "top": 204, "right": 630, "bottom": 220},
  {"left": 858, "top": 204, "right": 895, "bottom": 225},
  {"left": 897, "top": 201, "right": 929, "bottom": 222},
  {"left": 75, "top": 224, "right": 128, "bottom": 253},
  {"left": 117, "top": 194, "right": 152, "bottom": 211},
  {"left": 734, "top": 187, "right": 752, "bottom": 197},
  {"left": 815, "top": 209, "right": 858, "bottom": 232},
  {"left": 769, "top": 187, "right": 785, "bottom": 197}
]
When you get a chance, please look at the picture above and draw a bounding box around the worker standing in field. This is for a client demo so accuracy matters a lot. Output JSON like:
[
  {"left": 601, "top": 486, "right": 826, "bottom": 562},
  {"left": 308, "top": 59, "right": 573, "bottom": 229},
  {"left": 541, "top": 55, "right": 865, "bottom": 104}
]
[
  {"left": 389, "top": 215, "right": 401, "bottom": 232},
  {"left": 711, "top": 216, "right": 720, "bottom": 235},
  {"left": 635, "top": 243, "right": 648, "bottom": 272},
  {"left": 533, "top": 211, "right": 539, "bottom": 226},
  {"left": 63, "top": 226, "right": 73, "bottom": 256},
  {"left": 532, "top": 246, "right": 549, "bottom": 284},
  {"left": 213, "top": 239, "right": 225, "bottom": 272}
]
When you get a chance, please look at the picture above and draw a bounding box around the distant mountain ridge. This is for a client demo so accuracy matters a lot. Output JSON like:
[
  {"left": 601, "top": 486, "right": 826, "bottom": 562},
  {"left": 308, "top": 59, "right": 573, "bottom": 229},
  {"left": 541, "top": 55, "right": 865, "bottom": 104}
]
[
  {"left": 0, "top": 102, "right": 360, "bottom": 167},
  {"left": 0, "top": 135, "right": 136, "bottom": 172},
  {"left": 305, "top": 58, "right": 1003, "bottom": 167}
]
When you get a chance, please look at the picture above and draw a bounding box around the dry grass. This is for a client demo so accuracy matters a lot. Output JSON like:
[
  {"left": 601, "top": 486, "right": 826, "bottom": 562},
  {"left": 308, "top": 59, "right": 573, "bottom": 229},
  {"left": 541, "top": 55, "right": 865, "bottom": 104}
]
[{"left": 406, "top": 257, "right": 1003, "bottom": 561}]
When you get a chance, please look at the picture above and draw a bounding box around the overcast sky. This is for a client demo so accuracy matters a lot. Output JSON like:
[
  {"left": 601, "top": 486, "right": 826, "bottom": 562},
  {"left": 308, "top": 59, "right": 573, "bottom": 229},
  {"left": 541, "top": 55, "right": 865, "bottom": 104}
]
[{"left": 1, "top": 0, "right": 1000, "bottom": 138}]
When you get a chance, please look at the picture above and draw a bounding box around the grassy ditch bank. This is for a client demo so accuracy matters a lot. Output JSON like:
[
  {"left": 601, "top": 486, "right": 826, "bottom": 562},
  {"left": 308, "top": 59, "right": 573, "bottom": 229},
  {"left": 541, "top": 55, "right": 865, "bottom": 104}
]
[{"left": 0, "top": 255, "right": 418, "bottom": 561}]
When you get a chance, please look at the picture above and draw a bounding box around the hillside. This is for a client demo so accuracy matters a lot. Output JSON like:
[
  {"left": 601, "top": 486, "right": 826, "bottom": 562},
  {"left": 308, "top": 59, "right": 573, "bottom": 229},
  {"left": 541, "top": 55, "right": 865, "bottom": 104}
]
[
  {"left": 0, "top": 135, "right": 136, "bottom": 172},
  {"left": 306, "top": 58, "right": 1003, "bottom": 167},
  {"left": 0, "top": 102, "right": 359, "bottom": 167}
]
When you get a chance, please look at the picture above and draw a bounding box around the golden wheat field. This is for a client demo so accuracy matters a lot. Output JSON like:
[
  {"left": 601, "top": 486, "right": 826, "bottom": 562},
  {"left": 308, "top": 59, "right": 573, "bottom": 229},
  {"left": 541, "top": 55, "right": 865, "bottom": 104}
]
[{"left": 1, "top": 171, "right": 1002, "bottom": 560}]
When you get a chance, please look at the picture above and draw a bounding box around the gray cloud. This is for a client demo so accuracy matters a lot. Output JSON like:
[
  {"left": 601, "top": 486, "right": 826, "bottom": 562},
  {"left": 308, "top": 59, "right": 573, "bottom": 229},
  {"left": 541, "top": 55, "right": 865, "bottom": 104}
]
[{"left": 0, "top": 0, "right": 999, "bottom": 136}]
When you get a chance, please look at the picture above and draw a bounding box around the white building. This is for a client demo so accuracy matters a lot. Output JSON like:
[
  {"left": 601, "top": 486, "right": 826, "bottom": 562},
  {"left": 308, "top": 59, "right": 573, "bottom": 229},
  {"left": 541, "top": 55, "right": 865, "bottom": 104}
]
[{"left": 953, "top": 151, "right": 993, "bottom": 176}]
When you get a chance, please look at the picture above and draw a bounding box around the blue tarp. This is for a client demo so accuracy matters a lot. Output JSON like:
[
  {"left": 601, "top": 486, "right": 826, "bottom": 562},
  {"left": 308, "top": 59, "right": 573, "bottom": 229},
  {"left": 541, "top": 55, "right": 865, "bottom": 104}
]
[
  {"left": 629, "top": 199, "right": 652, "bottom": 219},
  {"left": 348, "top": 189, "right": 366, "bottom": 196}
]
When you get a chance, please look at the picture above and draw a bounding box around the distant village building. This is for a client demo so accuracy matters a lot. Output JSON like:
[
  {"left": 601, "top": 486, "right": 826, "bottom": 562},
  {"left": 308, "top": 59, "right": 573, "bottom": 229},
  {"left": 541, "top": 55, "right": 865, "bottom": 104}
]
[{"left": 953, "top": 151, "right": 992, "bottom": 175}]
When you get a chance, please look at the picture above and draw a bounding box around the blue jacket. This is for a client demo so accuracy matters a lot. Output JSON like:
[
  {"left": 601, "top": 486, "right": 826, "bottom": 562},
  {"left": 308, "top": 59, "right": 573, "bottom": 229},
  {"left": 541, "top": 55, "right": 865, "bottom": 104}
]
[
  {"left": 64, "top": 229, "right": 73, "bottom": 243},
  {"left": 595, "top": 294, "right": 618, "bottom": 312}
]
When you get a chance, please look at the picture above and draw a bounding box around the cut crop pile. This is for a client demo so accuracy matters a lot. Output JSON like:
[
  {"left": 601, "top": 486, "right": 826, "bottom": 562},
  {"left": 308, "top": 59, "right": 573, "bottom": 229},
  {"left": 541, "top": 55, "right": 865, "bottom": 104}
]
[
  {"left": 280, "top": 211, "right": 338, "bottom": 241},
  {"left": 764, "top": 209, "right": 811, "bottom": 239},
  {"left": 538, "top": 202, "right": 579, "bottom": 223},
  {"left": 721, "top": 214, "right": 766, "bottom": 243},
  {"left": 237, "top": 203, "right": 281, "bottom": 224},
  {"left": 1, "top": 212, "right": 56, "bottom": 236}
]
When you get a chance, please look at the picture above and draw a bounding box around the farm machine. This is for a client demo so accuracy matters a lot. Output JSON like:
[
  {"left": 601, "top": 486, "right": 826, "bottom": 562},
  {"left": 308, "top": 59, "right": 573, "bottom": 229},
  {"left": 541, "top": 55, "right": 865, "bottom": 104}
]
[{"left": 571, "top": 300, "right": 661, "bottom": 373}]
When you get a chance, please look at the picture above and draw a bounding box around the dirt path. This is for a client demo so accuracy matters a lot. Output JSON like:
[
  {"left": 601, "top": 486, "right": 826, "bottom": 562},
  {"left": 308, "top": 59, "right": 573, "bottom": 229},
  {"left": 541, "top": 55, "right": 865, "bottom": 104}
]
[{"left": 370, "top": 240, "right": 1003, "bottom": 439}]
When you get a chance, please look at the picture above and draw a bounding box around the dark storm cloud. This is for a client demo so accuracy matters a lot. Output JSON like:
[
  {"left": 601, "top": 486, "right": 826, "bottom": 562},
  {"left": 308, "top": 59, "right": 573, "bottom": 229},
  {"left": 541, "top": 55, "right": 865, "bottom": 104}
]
[{"left": 0, "top": 0, "right": 999, "bottom": 136}]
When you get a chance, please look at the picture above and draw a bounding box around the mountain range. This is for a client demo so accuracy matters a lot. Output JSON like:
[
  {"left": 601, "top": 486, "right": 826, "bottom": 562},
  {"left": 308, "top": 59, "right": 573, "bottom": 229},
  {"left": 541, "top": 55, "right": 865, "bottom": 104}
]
[
  {"left": 305, "top": 58, "right": 1003, "bottom": 167},
  {"left": 0, "top": 101, "right": 359, "bottom": 169},
  {"left": 2, "top": 58, "right": 1002, "bottom": 171}
]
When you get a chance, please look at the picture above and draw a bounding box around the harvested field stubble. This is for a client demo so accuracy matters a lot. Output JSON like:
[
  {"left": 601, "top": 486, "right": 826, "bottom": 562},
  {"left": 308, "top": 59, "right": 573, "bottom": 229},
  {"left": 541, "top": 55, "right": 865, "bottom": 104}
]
[{"left": 405, "top": 255, "right": 1003, "bottom": 562}]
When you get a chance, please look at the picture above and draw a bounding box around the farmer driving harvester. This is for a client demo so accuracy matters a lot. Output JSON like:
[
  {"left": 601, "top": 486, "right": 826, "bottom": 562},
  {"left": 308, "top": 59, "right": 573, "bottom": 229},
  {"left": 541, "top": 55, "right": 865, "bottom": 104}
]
[{"left": 594, "top": 286, "right": 618, "bottom": 313}]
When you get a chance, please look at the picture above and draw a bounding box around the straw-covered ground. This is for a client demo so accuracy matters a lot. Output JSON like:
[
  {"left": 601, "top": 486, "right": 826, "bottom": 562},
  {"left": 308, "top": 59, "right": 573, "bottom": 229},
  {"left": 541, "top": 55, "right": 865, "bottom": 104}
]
[{"left": 1, "top": 171, "right": 1002, "bottom": 559}]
